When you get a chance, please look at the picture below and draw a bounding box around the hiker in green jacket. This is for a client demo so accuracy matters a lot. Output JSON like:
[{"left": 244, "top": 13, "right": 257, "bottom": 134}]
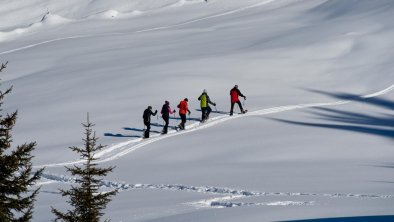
[{"left": 198, "top": 89, "right": 216, "bottom": 122}]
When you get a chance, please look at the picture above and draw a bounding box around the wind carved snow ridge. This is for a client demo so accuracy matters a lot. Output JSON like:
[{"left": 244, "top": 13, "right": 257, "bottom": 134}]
[
  {"left": 40, "top": 173, "right": 394, "bottom": 200},
  {"left": 35, "top": 84, "right": 394, "bottom": 169}
]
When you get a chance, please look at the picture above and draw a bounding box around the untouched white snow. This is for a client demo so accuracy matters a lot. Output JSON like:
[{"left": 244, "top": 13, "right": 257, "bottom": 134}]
[{"left": 1, "top": 0, "right": 393, "bottom": 221}]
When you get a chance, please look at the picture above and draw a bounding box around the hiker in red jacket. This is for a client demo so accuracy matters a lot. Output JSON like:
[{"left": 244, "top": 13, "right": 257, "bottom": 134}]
[
  {"left": 230, "top": 85, "right": 246, "bottom": 116},
  {"left": 177, "top": 98, "right": 191, "bottom": 130}
]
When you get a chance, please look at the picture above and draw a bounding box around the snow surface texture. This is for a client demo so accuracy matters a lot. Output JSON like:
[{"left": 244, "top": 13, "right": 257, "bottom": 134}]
[{"left": 1, "top": 0, "right": 394, "bottom": 221}]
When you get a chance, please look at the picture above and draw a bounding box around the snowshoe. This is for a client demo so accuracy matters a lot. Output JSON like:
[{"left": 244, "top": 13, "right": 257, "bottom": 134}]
[
  {"left": 240, "top": 110, "right": 248, "bottom": 114},
  {"left": 176, "top": 124, "right": 184, "bottom": 131}
]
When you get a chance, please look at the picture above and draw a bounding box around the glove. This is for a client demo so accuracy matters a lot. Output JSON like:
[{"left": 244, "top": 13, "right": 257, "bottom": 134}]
[
  {"left": 173, "top": 110, "right": 176, "bottom": 113},
  {"left": 213, "top": 103, "right": 216, "bottom": 106},
  {"left": 244, "top": 96, "right": 246, "bottom": 100}
]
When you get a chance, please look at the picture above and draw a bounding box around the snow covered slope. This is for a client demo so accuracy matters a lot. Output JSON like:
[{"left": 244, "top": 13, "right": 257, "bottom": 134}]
[{"left": 0, "top": 0, "right": 393, "bottom": 221}]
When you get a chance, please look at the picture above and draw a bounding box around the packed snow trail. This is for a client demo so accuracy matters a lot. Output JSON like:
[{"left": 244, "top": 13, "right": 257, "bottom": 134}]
[
  {"left": 35, "top": 84, "right": 394, "bottom": 168},
  {"left": 0, "top": 0, "right": 276, "bottom": 55}
]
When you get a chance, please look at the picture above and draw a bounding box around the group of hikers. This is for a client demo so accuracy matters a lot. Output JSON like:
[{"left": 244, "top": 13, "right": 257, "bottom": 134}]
[{"left": 142, "top": 85, "right": 247, "bottom": 138}]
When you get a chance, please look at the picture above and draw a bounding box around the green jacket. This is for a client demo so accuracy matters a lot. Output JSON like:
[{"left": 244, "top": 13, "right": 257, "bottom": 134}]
[{"left": 198, "top": 93, "right": 214, "bottom": 108}]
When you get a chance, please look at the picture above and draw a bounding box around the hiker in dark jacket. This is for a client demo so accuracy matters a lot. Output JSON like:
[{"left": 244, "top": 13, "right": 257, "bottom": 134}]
[
  {"left": 161, "top": 101, "right": 175, "bottom": 134},
  {"left": 143, "top": 106, "right": 157, "bottom": 138},
  {"left": 230, "top": 85, "right": 246, "bottom": 116},
  {"left": 198, "top": 89, "right": 216, "bottom": 122}
]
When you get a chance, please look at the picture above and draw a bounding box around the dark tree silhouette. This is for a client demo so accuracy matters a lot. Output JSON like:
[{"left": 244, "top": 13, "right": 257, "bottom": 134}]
[
  {"left": 52, "top": 114, "right": 117, "bottom": 222},
  {"left": 0, "top": 61, "right": 44, "bottom": 221}
]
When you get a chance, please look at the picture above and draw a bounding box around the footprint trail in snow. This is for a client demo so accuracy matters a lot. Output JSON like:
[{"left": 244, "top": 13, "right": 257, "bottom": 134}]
[{"left": 39, "top": 172, "right": 394, "bottom": 209}]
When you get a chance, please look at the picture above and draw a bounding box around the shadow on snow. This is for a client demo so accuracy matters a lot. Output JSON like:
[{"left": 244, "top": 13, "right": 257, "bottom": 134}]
[
  {"left": 169, "top": 116, "right": 201, "bottom": 122},
  {"left": 104, "top": 124, "right": 173, "bottom": 138},
  {"left": 104, "top": 133, "right": 141, "bottom": 138},
  {"left": 150, "top": 122, "right": 177, "bottom": 129},
  {"left": 307, "top": 89, "right": 394, "bottom": 110},
  {"left": 273, "top": 90, "right": 394, "bottom": 141},
  {"left": 195, "top": 108, "right": 230, "bottom": 115},
  {"left": 280, "top": 215, "right": 394, "bottom": 222}
]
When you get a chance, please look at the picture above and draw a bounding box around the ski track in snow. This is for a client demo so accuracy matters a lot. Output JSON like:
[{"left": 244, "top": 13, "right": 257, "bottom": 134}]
[
  {"left": 36, "top": 84, "right": 394, "bottom": 168},
  {"left": 0, "top": 0, "right": 276, "bottom": 55},
  {"left": 135, "top": 0, "right": 276, "bottom": 33},
  {"left": 39, "top": 172, "right": 393, "bottom": 209}
]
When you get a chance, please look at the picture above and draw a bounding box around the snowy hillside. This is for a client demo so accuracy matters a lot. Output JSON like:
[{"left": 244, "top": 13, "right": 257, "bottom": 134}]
[{"left": 0, "top": 0, "right": 393, "bottom": 221}]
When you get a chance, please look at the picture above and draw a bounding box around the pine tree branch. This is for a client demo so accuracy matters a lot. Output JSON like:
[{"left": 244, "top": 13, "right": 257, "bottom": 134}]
[{"left": 0, "top": 61, "right": 8, "bottom": 72}]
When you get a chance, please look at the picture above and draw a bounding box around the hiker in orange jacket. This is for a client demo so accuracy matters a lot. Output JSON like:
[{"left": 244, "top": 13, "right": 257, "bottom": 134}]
[{"left": 177, "top": 98, "right": 191, "bottom": 130}]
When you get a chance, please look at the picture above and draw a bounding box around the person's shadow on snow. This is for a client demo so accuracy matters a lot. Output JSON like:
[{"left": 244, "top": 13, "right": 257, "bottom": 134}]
[
  {"left": 104, "top": 126, "right": 161, "bottom": 138},
  {"left": 104, "top": 133, "right": 141, "bottom": 138},
  {"left": 123, "top": 127, "right": 161, "bottom": 134},
  {"left": 169, "top": 116, "right": 201, "bottom": 122}
]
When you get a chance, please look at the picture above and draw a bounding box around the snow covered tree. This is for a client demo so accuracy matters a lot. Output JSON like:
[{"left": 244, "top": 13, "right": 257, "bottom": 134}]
[
  {"left": 52, "top": 114, "right": 117, "bottom": 222},
  {"left": 0, "top": 61, "right": 44, "bottom": 221}
]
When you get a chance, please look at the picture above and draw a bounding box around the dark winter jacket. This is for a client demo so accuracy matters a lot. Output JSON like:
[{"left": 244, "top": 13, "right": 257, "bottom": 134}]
[
  {"left": 143, "top": 108, "right": 157, "bottom": 123},
  {"left": 161, "top": 104, "right": 174, "bottom": 118}
]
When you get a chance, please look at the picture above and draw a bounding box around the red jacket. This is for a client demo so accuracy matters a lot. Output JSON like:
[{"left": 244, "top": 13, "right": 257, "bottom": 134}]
[
  {"left": 178, "top": 100, "right": 189, "bottom": 115},
  {"left": 230, "top": 87, "right": 244, "bottom": 103}
]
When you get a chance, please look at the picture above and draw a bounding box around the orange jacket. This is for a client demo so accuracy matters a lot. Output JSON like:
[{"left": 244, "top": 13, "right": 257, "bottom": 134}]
[{"left": 178, "top": 100, "right": 189, "bottom": 115}]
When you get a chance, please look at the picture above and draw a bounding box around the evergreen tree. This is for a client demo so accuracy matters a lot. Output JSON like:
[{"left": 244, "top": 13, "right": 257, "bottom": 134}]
[
  {"left": 0, "top": 61, "right": 44, "bottom": 221},
  {"left": 52, "top": 114, "right": 117, "bottom": 222}
]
